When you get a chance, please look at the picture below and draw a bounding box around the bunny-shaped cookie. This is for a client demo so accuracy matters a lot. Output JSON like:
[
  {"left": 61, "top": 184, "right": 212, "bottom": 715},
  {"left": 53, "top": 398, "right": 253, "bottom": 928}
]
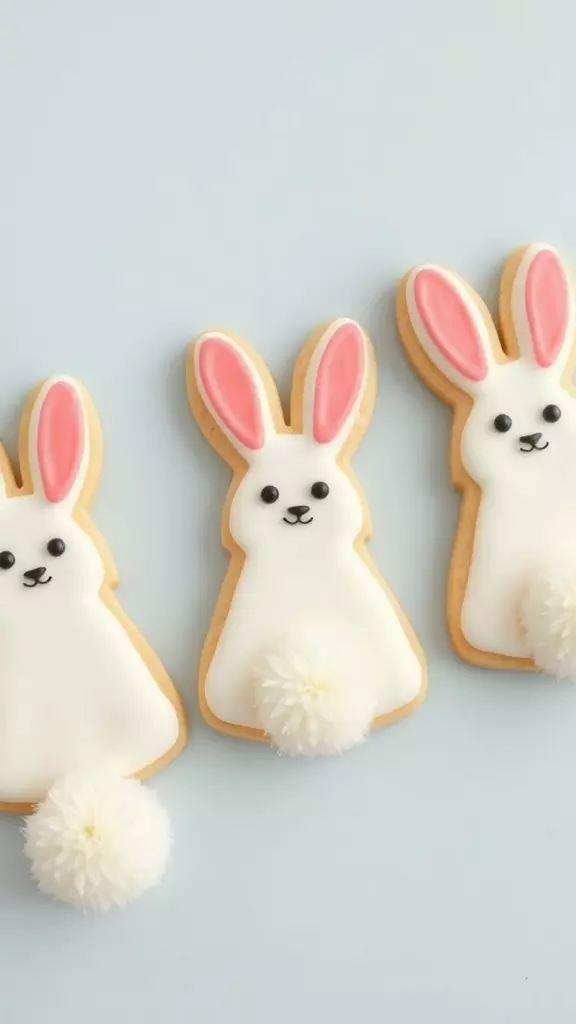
[
  {"left": 188, "top": 319, "right": 426, "bottom": 754},
  {"left": 0, "top": 377, "right": 186, "bottom": 810},
  {"left": 397, "top": 243, "right": 576, "bottom": 670}
]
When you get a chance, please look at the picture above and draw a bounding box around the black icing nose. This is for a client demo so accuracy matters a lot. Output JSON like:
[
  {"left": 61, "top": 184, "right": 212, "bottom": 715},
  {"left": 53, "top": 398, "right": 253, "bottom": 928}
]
[
  {"left": 287, "top": 505, "right": 310, "bottom": 519},
  {"left": 519, "top": 432, "right": 543, "bottom": 445},
  {"left": 23, "top": 566, "right": 46, "bottom": 582}
]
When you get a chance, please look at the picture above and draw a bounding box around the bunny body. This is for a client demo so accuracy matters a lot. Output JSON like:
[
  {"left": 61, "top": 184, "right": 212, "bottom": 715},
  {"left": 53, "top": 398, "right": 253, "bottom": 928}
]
[
  {"left": 400, "top": 243, "right": 576, "bottom": 664},
  {"left": 460, "top": 359, "right": 576, "bottom": 657},
  {"left": 0, "top": 379, "right": 183, "bottom": 805},
  {"left": 191, "top": 321, "right": 425, "bottom": 742},
  {"left": 206, "top": 433, "right": 423, "bottom": 728}
]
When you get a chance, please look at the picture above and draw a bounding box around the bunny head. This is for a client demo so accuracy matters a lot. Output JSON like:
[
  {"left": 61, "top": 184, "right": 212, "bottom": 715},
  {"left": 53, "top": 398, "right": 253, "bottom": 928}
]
[
  {"left": 402, "top": 244, "right": 576, "bottom": 489},
  {"left": 193, "top": 320, "right": 372, "bottom": 556},
  {"left": 0, "top": 378, "right": 105, "bottom": 615}
]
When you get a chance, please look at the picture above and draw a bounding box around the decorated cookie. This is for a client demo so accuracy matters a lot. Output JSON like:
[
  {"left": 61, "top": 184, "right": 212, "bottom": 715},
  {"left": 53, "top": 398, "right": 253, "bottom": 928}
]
[
  {"left": 188, "top": 319, "right": 426, "bottom": 755},
  {"left": 397, "top": 243, "right": 576, "bottom": 676},
  {"left": 0, "top": 377, "right": 186, "bottom": 907}
]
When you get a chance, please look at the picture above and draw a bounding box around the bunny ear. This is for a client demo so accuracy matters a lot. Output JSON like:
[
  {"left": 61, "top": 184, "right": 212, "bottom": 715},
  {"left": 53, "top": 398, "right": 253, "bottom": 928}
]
[
  {"left": 511, "top": 244, "right": 574, "bottom": 372},
  {"left": 29, "top": 378, "right": 88, "bottom": 507},
  {"left": 404, "top": 265, "right": 498, "bottom": 394},
  {"left": 194, "top": 333, "right": 275, "bottom": 460},
  {"left": 302, "top": 320, "right": 368, "bottom": 448}
]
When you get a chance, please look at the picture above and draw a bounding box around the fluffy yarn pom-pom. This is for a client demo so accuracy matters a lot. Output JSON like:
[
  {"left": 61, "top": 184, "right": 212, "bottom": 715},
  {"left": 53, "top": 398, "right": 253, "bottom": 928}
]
[
  {"left": 522, "top": 561, "right": 576, "bottom": 678},
  {"left": 23, "top": 772, "right": 171, "bottom": 910},
  {"left": 254, "top": 647, "right": 375, "bottom": 756}
]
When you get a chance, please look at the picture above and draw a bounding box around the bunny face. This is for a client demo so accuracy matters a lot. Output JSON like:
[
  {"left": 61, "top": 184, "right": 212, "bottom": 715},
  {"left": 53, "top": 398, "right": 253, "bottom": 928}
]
[
  {"left": 194, "top": 320, "right": 370, "bottom": 556},
  {"left": 405, "top": 244, "right": 576, "bottom": 490},
  {"left": 460, "top": 359, "right": 576, "bottom": 488},
  {"left": 229, "top": 434, "right": 364, "bottom": 553},
  {"left": 0, "top": 378, "right": 104, "bottom": 617},
  {"left": 0, "top": 496, "right": 103, "bottom": 614}
]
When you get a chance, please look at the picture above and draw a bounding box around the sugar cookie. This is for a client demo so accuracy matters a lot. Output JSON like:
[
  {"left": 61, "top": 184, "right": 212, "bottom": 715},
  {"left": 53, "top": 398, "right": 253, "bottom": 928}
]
[
  {"left": 188, "top": 320, "right": 426, "bottom": 753},
  {"left": 0, "top": 377, "right": 186, "bottom": 811},
  {"left": 397, "top": 244, "right": 576, "bottom": 672}
]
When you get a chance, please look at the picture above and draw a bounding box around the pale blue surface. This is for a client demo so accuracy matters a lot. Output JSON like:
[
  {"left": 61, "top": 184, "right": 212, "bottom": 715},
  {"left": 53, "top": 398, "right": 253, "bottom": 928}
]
[{"left": 0, "top": 1, "right": 575, "bottom": 1020}]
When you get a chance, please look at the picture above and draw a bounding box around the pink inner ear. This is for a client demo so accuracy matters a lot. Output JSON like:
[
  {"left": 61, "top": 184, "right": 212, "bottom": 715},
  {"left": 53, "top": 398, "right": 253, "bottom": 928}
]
[
  {"left": 525, "top": 249, "right": 570, "bottom": 368},
  {"left": 37, "top": 381, "right": 84, "bottom": 503},
  {"left": 313, "top": 323, "right": 365, "bottom": 444},
  {"left": 413, "top": 269, "right": 488, "bottom": 382},
  {"left": 197, "top": 337, "right": 264, "bottom": 450}
]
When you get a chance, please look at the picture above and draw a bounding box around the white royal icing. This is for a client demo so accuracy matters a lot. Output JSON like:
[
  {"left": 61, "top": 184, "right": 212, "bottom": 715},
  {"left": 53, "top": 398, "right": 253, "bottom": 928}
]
[
  {"left": 0, "top": 378, "right": 180, "bottom": 803},
  {"left": 195, "top": 322, "right": 424, "bottom": 730},
  {"left": 406, "top": 244, "right": 576, "bottom": 660}
]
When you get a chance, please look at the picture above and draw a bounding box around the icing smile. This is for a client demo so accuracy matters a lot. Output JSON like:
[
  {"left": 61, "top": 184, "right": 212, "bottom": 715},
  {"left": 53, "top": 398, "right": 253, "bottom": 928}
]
[
  {"left": 519, "top": 442, "right": 549, "bottom": 453},
  {"left": 22, "top": 567, "right": 53, "bottom": 588},
  {"left": 283, "top": 504, "right": 314, "bottom": 526},
  {"left": 519, "top": 432, "right": 549, "bottom": 453}
]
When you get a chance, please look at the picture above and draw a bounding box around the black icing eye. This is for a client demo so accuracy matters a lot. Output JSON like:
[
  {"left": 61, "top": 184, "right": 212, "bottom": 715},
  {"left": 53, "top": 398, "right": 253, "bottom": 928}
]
[
  {"left": 493, "top": 414, "right": 512, "bottom": 433},
  {"left": 47, "top": 538, "right": 66, "bottom": 557},
  {"left": 260, "top": 486, "right": 279, "bottom": 504},
  {"left": 0, "top": 551, "right": 15, "bottom": 570},
  {"left": 542, "top": 404, "right": 561, "bottom": 423},
  {"left": 311, "top": 481, "right": 329, "bottom": 500}
]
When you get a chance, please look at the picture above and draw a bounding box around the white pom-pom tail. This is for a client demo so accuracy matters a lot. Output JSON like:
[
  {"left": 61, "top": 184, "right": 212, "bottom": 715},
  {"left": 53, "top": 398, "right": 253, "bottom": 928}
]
[
  {"left": 522, "top": 557, "right": 576, "bottom": 678},
  {"left": 23, "top": 772, "right": 172, "bottom": 910},
  {"left": 254, "top": 646, "right": 375, "bottom": 756}
]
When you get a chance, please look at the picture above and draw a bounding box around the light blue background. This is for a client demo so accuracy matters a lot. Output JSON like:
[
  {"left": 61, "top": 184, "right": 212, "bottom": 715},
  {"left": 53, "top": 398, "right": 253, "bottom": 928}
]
[{"left": 1, "top": 1, "right": 575, "bottom": 1020}]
